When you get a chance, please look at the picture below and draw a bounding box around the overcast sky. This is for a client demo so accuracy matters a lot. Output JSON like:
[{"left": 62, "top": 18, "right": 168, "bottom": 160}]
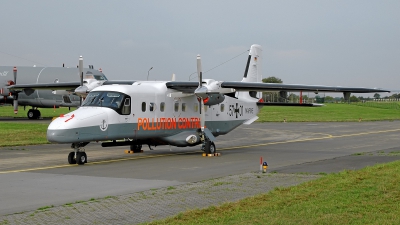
[{"left": 1, "top": 1, "right": 399, "bottom": 95}]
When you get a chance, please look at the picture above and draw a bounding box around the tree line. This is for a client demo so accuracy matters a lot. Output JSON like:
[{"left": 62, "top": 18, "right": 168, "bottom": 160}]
[{"left": 262, "top": 76, "right": 399, "bottom": 103}]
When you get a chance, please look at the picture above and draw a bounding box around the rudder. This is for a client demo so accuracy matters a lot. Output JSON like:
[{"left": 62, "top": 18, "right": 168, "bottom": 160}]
[{"left": 241, "top": 44, "right": 262, "bottom": 83}]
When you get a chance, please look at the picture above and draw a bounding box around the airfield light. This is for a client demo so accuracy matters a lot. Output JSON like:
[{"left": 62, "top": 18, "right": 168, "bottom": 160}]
[{"left": 263, "top": 161, "right": 268, "bottom": 173}]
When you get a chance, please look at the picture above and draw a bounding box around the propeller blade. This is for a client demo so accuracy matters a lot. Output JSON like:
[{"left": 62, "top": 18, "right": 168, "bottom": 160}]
[
  {"left": 196, "top": 55, "right": 206, "bottom": 133},
  {"left": 200, "top": 100, "right": 205, "bottom": 132},
  {"left": 196, "top": 55, "right": 202, "bottom": 87},
  {"left": 13, "top": 66, "right": 18, "bottom": 114},
  {"left": 79, "top": 56, "right": 84, "bottom": 106},
  {"left": 79, "top": 56, "right": 83, "bottom": 87},
  {"left": 13, "top": 98, "right": 18, "bottom": 114}
]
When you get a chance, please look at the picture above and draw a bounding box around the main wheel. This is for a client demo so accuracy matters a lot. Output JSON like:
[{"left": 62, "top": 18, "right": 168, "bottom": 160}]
[
  {"left": 27, "top": 109, "right": 35, "bottom": 119},
  {"left": 204, "top": 141, "right": 216, "bottom": 154},
  {"left": 34, "top": 110, "right": 41, "bottom": 119},
  {"left": 68, "top": 152, "right": 76, "bottom": 164},
  {"left": 130, "top": 144, "right": 142, "bottom": 153},
  {"left": 76, "top": 152, "right": 87, "bottom": 165}
]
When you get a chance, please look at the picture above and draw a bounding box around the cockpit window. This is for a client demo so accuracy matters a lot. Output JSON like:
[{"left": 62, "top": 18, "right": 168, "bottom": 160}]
[
  {"left": 84, "top": 74, "right": 108, "bottom": 81},
  {"left": 94, "top": 75, "right": 107, "bottom": 81},
  {"left": 82, "top": 91, "right": 130, "bottom": 114}
]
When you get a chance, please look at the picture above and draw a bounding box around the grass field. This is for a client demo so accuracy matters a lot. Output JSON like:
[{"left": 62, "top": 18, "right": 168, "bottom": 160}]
[
  {"left": 258, "top": 103, "right": 400, "bottom": 122},
  {"left": 149, "top": 161, "right": 400, "bottom": 225},
  {"left": 0, "top": 106, "right": 74, "bottom": 147},
  {"left": 0, "top": 122, "right": 49, "bottom": 147}
]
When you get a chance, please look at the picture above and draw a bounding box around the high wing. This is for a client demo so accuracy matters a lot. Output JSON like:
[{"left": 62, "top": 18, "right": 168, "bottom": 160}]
[
  {"left": 166, "top": 81, "right": 390, "bottom": 94},
  {"left": 8, "top": 82, "right": 80, "bottom": 92},
  {"left": 8, "top": 80, "right": 136, "bottom": 91},
  {"left": 220, "top": 82, "right": 390, "bottom": 93},
  {"left": 166, "top": 81, "right": 198, "bottom": 93}
]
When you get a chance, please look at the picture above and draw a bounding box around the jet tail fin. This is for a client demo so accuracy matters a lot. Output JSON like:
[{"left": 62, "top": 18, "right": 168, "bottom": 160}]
[{"left": 241, "top": 44, "right": 262, "bottom": 83}]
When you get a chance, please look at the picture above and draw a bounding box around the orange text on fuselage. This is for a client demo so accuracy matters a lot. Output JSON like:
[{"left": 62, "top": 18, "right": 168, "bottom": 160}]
[{"left": 137, "top": 117, "right": 201, "bottom": 130}]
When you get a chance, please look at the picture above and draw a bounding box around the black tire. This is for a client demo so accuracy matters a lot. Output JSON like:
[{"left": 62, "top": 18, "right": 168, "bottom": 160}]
[
  {"left": 204, "top": 141, "right": 216, "bottom": 154},
  {"left": 68, "top": 152, "right": 76, "bottom": 164},
  {"left": 210, "top": 142, "right": 216, "bottom": 154},
  {"left": 76, "top": 152, "right": 87, "bottom": 165},
  {"left": 130, "top": 144, "right": 142, "bottom": 153},
  {"left": 27, "top": 110, "right": 34, "bottom": 119},
  {"left": 34, "top": 110, "right": 41, "bottom": 119}
]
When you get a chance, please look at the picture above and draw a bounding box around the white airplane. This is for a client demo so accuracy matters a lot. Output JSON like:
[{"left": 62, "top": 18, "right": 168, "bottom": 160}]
[
  {"left": 38, "top": 44, "right": 389, "bottom": 165},
  {"left": 5, "top": 56, "right": 134, "bottom": 119}
]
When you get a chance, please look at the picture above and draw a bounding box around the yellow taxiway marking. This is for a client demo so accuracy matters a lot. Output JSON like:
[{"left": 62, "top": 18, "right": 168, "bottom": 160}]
[{"left": 1, "top": 128, "right": 400, "bottom": 174}]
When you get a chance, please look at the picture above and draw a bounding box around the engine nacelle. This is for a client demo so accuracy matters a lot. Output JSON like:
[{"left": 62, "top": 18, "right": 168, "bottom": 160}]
[
  {"left": 203, "top": 93, "right": 225, "bottom": 106},
  {"left": 160, "top": 131, "right": 201, "bottom": 147}
]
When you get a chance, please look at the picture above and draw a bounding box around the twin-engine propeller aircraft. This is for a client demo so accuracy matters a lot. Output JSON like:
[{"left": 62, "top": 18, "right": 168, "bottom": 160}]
[
  {"left": 6, "top": 56, "right": 134, "bottom": 119},
  {"left": 43, "top": 44, "right": 388, "bottom": 165}
]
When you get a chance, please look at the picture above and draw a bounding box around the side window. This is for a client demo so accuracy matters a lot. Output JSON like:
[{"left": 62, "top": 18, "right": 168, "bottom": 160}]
[
  {"left": 149, "top": 102, "right": 156, "bottom": 112},
  {"left": 182, "top": 103, "right": 186, "bottom": 112},
  {"left": 121, "top": 98, "right": 131, "bottom": 115},
  {"left": 142, "top": 102, "right": 146, "bottom": 112},
  {"left": 194, "top": 103, "right": 198, "bottom": 112},
  {"left": 220, "top": 104, "right": 225, "bottom": 112},
  {"left": 160, "top": 102, "right": 165, "bottom": 112},
  {"left": 174, "top": 102, "right": 179, "bottom": 112}
]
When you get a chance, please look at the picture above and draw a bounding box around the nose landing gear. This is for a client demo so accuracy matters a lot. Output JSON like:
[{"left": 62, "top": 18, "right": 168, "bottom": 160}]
[
  {"left": 68, "top": 142, "right": 89, "bottom": 165},
  {"left": 201, "top": 139, "right": 216, "bottom": 155}
]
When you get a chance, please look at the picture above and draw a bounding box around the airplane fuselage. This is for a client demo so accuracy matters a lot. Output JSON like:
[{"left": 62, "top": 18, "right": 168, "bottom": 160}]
[{"left": 47, "top": 81, "right": 260, "bottom": 147}]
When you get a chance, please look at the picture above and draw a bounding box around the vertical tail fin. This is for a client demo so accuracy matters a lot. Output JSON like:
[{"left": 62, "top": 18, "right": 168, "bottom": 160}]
[{"left": 241, "top": 44, "right": 262, "bottom": 83}]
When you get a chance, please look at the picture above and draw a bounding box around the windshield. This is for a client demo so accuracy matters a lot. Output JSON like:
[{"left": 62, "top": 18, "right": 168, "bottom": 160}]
[
  {"left": 82, "top": 91, "right": 128, "bottom": 111},
  {"left": 84, "top": 74, "right": 108, "bottom": 81}
]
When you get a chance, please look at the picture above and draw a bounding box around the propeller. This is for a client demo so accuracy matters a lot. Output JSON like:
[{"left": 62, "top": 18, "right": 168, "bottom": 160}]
[
  {"left": 195, "top": 55, "right": 206, "bottom": 134},
  {"left": 74, "top": 56, "right": 105, "bottom": 100},
  {"left": 78, "top": 56, "right": 83, "bottom": 106},
  {"left": 12, "top": 66, "right": 18, "bottom": 114}
]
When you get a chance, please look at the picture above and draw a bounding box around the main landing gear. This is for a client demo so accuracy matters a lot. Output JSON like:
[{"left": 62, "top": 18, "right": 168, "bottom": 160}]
[
  {"left": 201, "top": 138, "right": 216, "bottom": 155},
  {"left": 130, "top": 144, "right": 143, "bottom": 153},
  {"left": 69, "top": 142, "right": 89, "bottom": 165},
  {"left": 27, "top": 108, "right": 41, "bottom": 119}
]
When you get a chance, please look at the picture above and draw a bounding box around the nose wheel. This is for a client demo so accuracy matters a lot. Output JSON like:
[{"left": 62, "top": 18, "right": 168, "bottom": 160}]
[
  {"left": 69, "top": 142, "right": 89, "bottom": 165},
  {"left": 68, "top": 152, "right": 87, "bottom": 165},
  {"left": 68, "top": 152, "right": 76, "bottom": 164}
]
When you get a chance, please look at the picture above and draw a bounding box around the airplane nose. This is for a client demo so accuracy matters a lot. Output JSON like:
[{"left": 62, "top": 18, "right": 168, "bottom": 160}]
[{"left": 47, "top": 109, "right": 108, "bottom": 143}]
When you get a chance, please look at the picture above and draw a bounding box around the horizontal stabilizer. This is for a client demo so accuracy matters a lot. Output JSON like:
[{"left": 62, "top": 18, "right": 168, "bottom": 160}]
[{"left": 243, "top": 116, "right": 259, "bottom": 125}]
